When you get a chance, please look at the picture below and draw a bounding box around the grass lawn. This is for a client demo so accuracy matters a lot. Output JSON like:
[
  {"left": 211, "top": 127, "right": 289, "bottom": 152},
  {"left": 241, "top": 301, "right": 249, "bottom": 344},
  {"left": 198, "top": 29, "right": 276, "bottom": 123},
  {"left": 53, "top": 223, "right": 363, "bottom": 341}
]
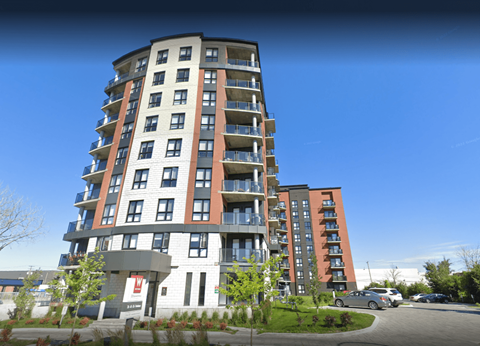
[
  {"left": 133, "top": 320, "right": 236, "bottom": 333},
  {"left": 256, "top": 306, "right": 375, "bottom": 334},
  {"left": 0, "top": 317, "right": 94, "bottom": 329}
]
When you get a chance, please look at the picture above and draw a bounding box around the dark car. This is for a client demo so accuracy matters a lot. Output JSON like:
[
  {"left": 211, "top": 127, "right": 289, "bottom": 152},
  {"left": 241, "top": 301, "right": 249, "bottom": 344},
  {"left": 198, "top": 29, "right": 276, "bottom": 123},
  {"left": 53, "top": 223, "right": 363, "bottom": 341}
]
[{"left": 418, "top": 293, "right": 449, "bottom": 303}]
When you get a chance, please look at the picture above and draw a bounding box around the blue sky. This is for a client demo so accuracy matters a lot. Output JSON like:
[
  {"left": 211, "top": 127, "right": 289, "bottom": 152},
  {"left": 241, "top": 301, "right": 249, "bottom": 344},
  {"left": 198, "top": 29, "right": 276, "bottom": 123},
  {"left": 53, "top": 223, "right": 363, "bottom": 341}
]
[{"left": 0, "top": 10, "right": 479, "bottom": 273}]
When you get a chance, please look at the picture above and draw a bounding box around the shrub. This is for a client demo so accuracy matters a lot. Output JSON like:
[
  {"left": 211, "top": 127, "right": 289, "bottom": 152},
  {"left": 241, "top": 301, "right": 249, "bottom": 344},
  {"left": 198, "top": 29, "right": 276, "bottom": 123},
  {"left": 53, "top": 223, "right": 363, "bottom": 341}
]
[
  {"left": 46, "top": 305, "right": 55, "bottom": 317},
  {"left": 180, "top": 320, "right": 188, "bottom": 328},
  {"left": 231, "top": 309, "right": 239, "bottom": 325},
  {"left": 171, "top": 311, "right": 180, "bottom": 320},
  {"left": 155, "top": 318, "right": 164, "bottom": 327},
  {"left": 54, "top": 303, "right": 63, "bottom": 318},
  {"left": 191, "top": 329, "right": 208, "bottom": 346},
  {"left": 324, "top": 315, "right": 336, "bottom": 328},
  {"left": 7, "top": 320, "right": 16, "bottom": 325},
  {"left": 45, "top": 317, "right": 51, "bottom": 323},
  {"left": 1, "top": 327, "right": 13, "bottom": 342},
  {"left": 211, "top": 311, "right": 219, "bottom": 322},
  {"left": 205, "top": 321, "right": 213, "bottom": 329},
  {"left": 189, "top": 311, "right": 197, "bottom": 322},
  {"left": 36, "top": 335, "right": 51, "bottom": 346},
  {"left": 312, "top": 315, "right": 319, "bottom": 326},
  {"left": 253, "top": 309, "right": 262, "bottom": 324},
  {"left": 288, "top": 295, "right": 305, "bottom": 305},
  {"left": 39, "top": 318, "right": 45, "bottom": 324},
  {"left": 140, "top": 321, "right": 148, "bottom": 328},
  {"left": 192, "top": 320, "right": 202, "bottom": 330},
  {"left": 260, "top": 299, "right": 272, "bottom": 323},
  {"left": 79, "top": 317, "right": 90, "bottom": 326},
  {"left": 340, "top": 312, "right": 353, "bottom": 327},
  {"left": 201, "top": 311, "right": 208, "bottom": 322},
  {"left": 51, "top": 319, "right": 60, "bottom": 325},
  {"left": 25, "top": 319, "right": 35, "bottom": 325},
  {"left": 219, "top": 322, "right": 227, "bottom": 330},
  {"left": 165, "top": 325, "right": 187, "bottom": 346},
  {"left": 150, "top": 325, "right": 160, "bottom": 346},
  {"left": 181, "top": 311, "right": 189, "bottom": 321},
  {"left": 70, "top": 332, "right": 80, "bottom": 346},
  {"left": 167, "top": 319, "right": 176, "bottom": 328},
  {"left": 67, "top": 320, "right": 74, "bottom": 324},
  {"left": 222, "top": 311, "right": 229, "bottom": 322},
  {"left": 240, "top": 306, "right": 248, "bottom": 324}
]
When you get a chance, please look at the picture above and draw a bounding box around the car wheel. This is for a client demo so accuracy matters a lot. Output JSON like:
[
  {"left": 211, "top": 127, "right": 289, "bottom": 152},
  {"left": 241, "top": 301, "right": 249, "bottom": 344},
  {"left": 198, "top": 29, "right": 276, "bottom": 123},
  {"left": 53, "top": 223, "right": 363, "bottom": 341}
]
[
  {"left": 392, "top": 302, "right": 399, "bottom": 307},
  {"left": 335, "top": 299, "right": 344, "bottom": 307},
  {"left": 443, "top": 299, "right": 448, "bottom": 304},
  {"left": 426, "top": 299, "right": 431, "bottom": 303},
  {"left": 369, "top": 301, "right": 379, "bottom": 310}
]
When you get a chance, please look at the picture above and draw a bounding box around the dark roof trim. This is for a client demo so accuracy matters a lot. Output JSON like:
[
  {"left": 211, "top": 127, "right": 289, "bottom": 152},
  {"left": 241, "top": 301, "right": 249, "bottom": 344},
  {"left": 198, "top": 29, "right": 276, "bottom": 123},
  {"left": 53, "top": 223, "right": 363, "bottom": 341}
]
[
  {"left": 309, "top": 187, "right": 342, "bottom": 191},
  {"left": 112, "top": 45, "right": 151, "bottom": 66},
  {"left": 279, "top": 184, "right": 341, "bottom": 191},
  {"left": 150, "top": 32, "right": 204, "bottom": 44},
  {"left": 202, "top": 36, "right": 259, "bottom": 46}
]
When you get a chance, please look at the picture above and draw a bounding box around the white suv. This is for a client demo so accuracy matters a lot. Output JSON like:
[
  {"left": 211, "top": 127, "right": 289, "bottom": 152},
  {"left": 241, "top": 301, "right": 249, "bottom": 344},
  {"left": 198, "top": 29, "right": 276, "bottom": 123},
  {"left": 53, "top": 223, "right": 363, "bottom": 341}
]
[{"left": 369, "top": 288, "right": 403, "bottom": 307}]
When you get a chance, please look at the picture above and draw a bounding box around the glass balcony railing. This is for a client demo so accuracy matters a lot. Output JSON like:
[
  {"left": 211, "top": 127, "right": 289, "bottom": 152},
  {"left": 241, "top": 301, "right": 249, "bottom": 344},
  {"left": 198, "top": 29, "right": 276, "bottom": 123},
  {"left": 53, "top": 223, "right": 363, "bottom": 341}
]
[
  {"left": 75, "top": 189, "right": 101, "bottom": 204},
  {"left": 329, "top": 249, "right": 343, "bottom": 255},
  {"left": 280, "top": 236, "right": 288, "bottom": 244},
  {"left": 323, "top": 200, "right": 336, "bottom": 207},
  {"left": 222, "top": 180, "right": 263, "bottom": 194},
  {"left": 227, "top": 59, "right": 259, "bottom": 68},
  {"left": 280, "top": 261, "right": 290, "bottom": 268},
  {"left": 222, "top": 151, "right": 263, "bottom": 164},
  {"left": 225, "top": 79, "right": 260, "bottom": 89},
  {"left": 224, "top": 124, "right": 262, "bottom": 137},
  {"left": 82, "top": 160, "right": 107, "bottom": 176},
  {"left": 219, "top": 248, "right": 265, "bottom": 263},
  {"left": 266, "top": 149, "right": 274, "bottom": 156},
  {"left": 270, "top": 235, "right": 278, "bottom": 245},
  {"left": 222, "top": 212, "right": 265, "bottom": 226},
  {"left": 326, "top": 223, "right": 339, "bottom": 230},
  {"left": 279, "top": 275, "right": 291, "bottom": 281},
  {"left": 58, "top": 253, "right": 86, "bottom": 267},
  {"left": 331, "top": 262, "right": 345, "bottom": 268},
  {"left": 265, "top": 113, "right": 275, "bottom": 120},
  {"left": 325, "top": 212, "right": 337, "bottom": 218},
  {"left": 327, "top": 236, "right": 341, "bottom": 242},
  {"left": 267, "top": 189, "right": 278, "bottom": 198},
  {"left": 265, "top": 132, "right": 274, "bottom": 139},
  {"left": 279, "top": 213, "right": 287, "bottom": 219},
  {"left": 102, "top": 92, "right": 124, "bottom": 107},
  {"left": 333, "top": 275, "right": 347, "bottom": 281},
  {"left": 268, "top": 211, "right": 278, "bottom": 220},
  {"left": 279, "top": 224, "right": 287, "bottom": 231},
  {"left": 225, "top": 101, "right": 261, "bottom": 112},
  {"left": 90, "top": 136, "right": 113, "bottom": 151},
  {"left": 67, "top": 219, "right": 94, "bottom": 233},
  {"left": 282, "top": 249, "right": 289, "bottom": 256},
  {"left": 267, "top": 168, "right": 276, "bottom": 176},
  {"left": 278, "top": 201, "right": 286, "bottom": 209},
  {"left": 107, "top": 72, "right": 129, "bottom": 87},
  {"left": 96, "top": 113, "right": 119, "bottom": 128}
]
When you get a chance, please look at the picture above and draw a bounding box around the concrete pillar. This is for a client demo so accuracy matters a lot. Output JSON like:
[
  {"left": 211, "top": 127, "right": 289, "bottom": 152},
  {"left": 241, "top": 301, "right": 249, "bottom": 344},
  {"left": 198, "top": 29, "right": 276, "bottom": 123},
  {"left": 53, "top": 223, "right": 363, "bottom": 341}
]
[
  {"left": 254, "top": 234, "right": 260, "bottom": 249},
  {"left": 91, "top": 154, "right": 98, "bottom": 173},
  {"left": 115, "top": 70, "right": 120, "bottom": 81},
  {"left": 254, "top": 197, "right": 259, "bottom": 215},
  {"left": 251, "top": 52, "right": 255, "bottom": 63}
]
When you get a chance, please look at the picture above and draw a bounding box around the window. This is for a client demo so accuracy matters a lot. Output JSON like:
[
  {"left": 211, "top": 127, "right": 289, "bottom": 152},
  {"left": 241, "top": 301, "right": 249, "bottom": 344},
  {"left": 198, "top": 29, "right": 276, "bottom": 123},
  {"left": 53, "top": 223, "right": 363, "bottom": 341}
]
[
  {"left": 139, "top": 141, "right": 154, "bottom": 159},
  {"left": 166, "top": 139, "right": 182, "bottom": 157},
  {"left": 298, "top": 284, "right": 305, "bottom": 294},
  {"left": 304, "top": 210, "right": 310, "bottom": 219},
  {"left": 96, "top": 236, "right": 111, "bottom": 251},
  {"left": 204, "top": 70, "right": 217, "bottom": 84},
  {"left": 126, "top": 100, "right": 138, "bottom": 115},
  {"left": 297, "top": 271, "right": 304, "bottom": 280},
  {"left": 292, "top": 211, "right": 299, "bottom": 219},
  {"left": 308, "top": 258, "right": 313, "bottom": 267},
  {"left": 205, "top": 48, "right": 218, "bottom": 62},
  {"left": 291, "top": 200, "right": 298, "bottom": 208},
  {"left": 201, "top": 115, "right": 215, "bottom": 130},
  {"left": 152, "top": 233, "right": 169, "bottom": 253},
  {"left": 296, "top": 258, "right": 303, "bottom": 266},
  {"left": 294, "top": 234, "right": 301, "bottom": 242},
  {"left": 156, "top": 199, "right": 174, "bottom": 221},
  {"left": 307, "top": 245, "right": 313, "bottom": 255},
  {"left": 195, "top": 168, "right": 212, "bottom": 187},
  {"left": 305, "top": 222, "right": 311, "bottom": 230},
  {"left": 176, "top": 69, "right": 189, "bottom": 82},
  {"left": 108, "top": 174, "right": 122, "bottom": 193},
  {"left": 101, "top": 204, "right": 116, "bottom": 225},
  {"left": 126, "top": 201, "right": 143, "bottom": 223},
  {"left": 189, "top": 233, "right": 207, "bottom": 257},
  {"left": 135, "top": 57, "right": 147, "bottom": 72},
  {"left": 202, "top": 92, "right": 216, "bottom": 106},
  {"left": 184, "top": 272, "right": 192, "bottom": 305},
  {"left": 145, "top": 116, "right": 158, "bottom": 132},
  {"left": 123, "top": 234, "right": 138, "bottom": 249},
  {"left": 198, "top": 272, "right": 207, "bottom": 306},
  {"left": 303, "top": 200, "right": 309, "bottom": 208},
  {"left": 149, "top": 92, "right": 162, "bottom": 108},
  {"left": 295, "top": 246, "right": 302, "bottom": 255},
  {"left": 170, "top": 113, "right": 185, "bottom": 129},
  {"left": 179, "top": 46, "right": 192, "bottom": 61},
  {"left": 131, "top": 79, "right": 142, "bottom": 93},
  {"left": 198, "top": 140, "right": 214, "bottom": 157},
  {"left": 293, "top": 222, "right": 300, "bottom": 231},
  {"left": 161, "top": 167, "right": 178, "bottom": 187},
  {"left": 305, "top": 233, "right": 312, "bottom": 242},
  {"left": 153, "top": 72, "right": 165, "bottom": 86},
  {"left": 174, "top": 90, "right": 187, "bottom": 105},
  {"left": 132, "top": 169, "right": 149, "bottom": 189},
  {"left": 121, "top": 122, "right": 134, "bottom": 139},
  {"left": 157, "top": 50, "right": 168, "bottom": 64},
  {"left": 193, "top": 200, "right": 210, "bottom": 221},
  {"left": 309, "top": 270, "right": 313, "bottom": 279},
  {"left": 116, "top": 147, "right": 128, "bottom": 165}
]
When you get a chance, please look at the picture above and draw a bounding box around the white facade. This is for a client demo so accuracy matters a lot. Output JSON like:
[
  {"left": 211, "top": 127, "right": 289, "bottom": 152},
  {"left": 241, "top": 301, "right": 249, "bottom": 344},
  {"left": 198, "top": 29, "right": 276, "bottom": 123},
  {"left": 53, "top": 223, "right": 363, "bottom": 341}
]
[{"left": 355, "top": 268, "right": 426, "bottom": 290}]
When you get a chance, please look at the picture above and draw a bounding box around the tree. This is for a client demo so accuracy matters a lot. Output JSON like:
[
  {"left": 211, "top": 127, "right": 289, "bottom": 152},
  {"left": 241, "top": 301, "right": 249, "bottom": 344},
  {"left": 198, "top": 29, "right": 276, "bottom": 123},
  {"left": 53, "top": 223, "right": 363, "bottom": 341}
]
[
  {"left": 219, "top": 254, "right": 282, "bottom": 346},
  {"left": 0, "top": 184, "right": 44, "bottom": 252},
  {"left": 13, "top": 270, "right": 42, "bottom": 321},
  {"left": 424, "top": 257, "right": 456, "bottom": 295},
  {"left": 306, "top": 253, "right": 323, "bottom": 314},
  {"left": 384, "top": 265, "right": 402, "bottom": 286},
  {"left": 47, "top": 248, "right": 116, "bottom": 346},
  {"left": 456, "top": 245, "right": 480, "bottom": 270}
]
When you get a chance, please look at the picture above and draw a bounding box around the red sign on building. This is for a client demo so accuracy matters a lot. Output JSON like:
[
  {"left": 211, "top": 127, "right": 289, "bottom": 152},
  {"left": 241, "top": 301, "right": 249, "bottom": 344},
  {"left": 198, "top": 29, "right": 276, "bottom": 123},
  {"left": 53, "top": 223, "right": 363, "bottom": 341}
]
[{"left": 131, "top": 275, "right": 143, "bottom": 294}]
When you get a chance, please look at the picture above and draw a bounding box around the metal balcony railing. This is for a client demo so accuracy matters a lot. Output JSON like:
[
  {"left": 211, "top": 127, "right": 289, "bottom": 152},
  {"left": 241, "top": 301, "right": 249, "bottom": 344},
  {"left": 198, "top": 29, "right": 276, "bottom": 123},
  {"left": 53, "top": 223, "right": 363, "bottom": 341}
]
[
  {"left": 266, "top": 149, "right": 274, "bottom": 156},
  {"left": 278, "top": 201, "right": 286, "bottom": 208},
  {"left": 279, "top": 213, "right": 287, "bottom": 219},
  {"left": 67, "top": 219, "right": 94, "bottom": 233},
  {"left": 329, "top": 249, "right": 343, "bottom": 255},
  {"left": 279, "top": 275, "right": 291, "bottom": 281},
  {"left": 333, "top": 275, "right": 347, "bottom": 281},
  {"left": 107, "top": 72, "right": 129, "bottom": 87},
  {"left": 323, "top": 200, "right": 335, "bottom": 207},
  {"left": 96, "top": 113, "right": 119, "bottom": 128},
  {"left": 270, "top": 235, "right": 278, "bottom": 245},
  {"left": 279, "top": 224, "right": 287, "bottom": 231},
  {"left": 282, "top": 249, "right": 289, "bottom": 256},
  {"left": 102, "top": 92, "right": 124, "bottom": 107},
  {"left": 327, "top": 236, "right": 341, "bottom": 242},
  {"left": 331, "top": 262, "right": 345, "bottom": 268},
  {"left": 90, "top": 136, "right": 113, "bottom": 151},
  {"left": 268, "top": 211, "right": 278, "bottom": 220},
  {"left": 325, "top": 212, "right": 337, "bottom": 218},
  {"left": 326, "top": 223, "right": 339, "bottom": 230},
  {"left": 58, "top": 253, "right": 86, "bottom": 267},
  {"left": 280, "top": 261, "right": 290, "bottom": 269},
  {"left": 227, "top": 59, "right": 259, "bottom": 68},
  {"left": 225, "top": 101, "right": 261, "bottom": 112},
  {"left": 222, "top": 180, "right": 263, "bottom": 194},
  {"left": 75, "top": 189, "right": 101, "bottom": 204},
  {"left": 267, "top": 168, "right": 277, "bottom": 176},
  {"left": 225, "top": 79, "right": 260, "bottom": 89},
  {"left": 265, "top": 132, "right": 274, "bottom": 139},
  {"left": 280, "top": 236, "right": 288, "bottom": 244},
  {"left": 82, "top": 160, "right": 107, "bottom": 176},
  {"left": 221, "top": 212, "right": 265, "bottom": 226},
  {"left": 222, "top": 151, "right": 263, "bottom": 164},
  {"left": 219, "top": 248, "right": 265, "bottom": 263},
  {"left": 267, "top": 189, "right": 278, "bottom": 198},
  {"left": 224, "top": 124, "right": 262, "bottom": 137},
  {"left": 265, "top": 112, "right": 275, "bottom": 120}
]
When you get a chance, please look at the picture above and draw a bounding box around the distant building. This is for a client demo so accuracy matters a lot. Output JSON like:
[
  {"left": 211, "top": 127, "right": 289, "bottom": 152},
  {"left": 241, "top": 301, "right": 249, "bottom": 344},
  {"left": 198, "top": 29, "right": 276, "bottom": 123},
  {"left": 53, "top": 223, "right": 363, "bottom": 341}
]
[
  {"left": 355, "top": 268, "right": 426, "bottom": 290},
  {"left": 0, "top": 271, "right": 59, "bottom": 292}
]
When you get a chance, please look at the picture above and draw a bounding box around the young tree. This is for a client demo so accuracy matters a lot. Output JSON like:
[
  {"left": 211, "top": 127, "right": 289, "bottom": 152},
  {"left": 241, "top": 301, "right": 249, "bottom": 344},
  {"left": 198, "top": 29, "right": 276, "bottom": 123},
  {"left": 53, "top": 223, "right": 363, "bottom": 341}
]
[
  {"left": 457, "top": 245, "right": 480, "bottom": 270},
  {"left": 13, "top": 270, "right": 42, "bottom": 320},
  {"left": 306, "top": 253, "right": 323, "bottom": 314},
  {"left": 424, "top": 257, "right": 456, "bottom": 295},
  {"left": 47, "top": 248, "right": 116, "bottom": 346},
  {"left": 384, "top": 265, "right": 402, "bottom": 286},
  {"left": 219, "top": 254, "right": 282, "bottom": 346}
]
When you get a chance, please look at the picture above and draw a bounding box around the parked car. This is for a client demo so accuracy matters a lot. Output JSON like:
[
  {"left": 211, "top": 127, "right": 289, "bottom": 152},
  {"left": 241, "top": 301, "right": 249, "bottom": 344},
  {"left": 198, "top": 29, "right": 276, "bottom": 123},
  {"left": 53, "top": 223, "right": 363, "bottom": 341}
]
[
  {"left": 368, "top": 287, "right": 404, "bottom": 307},
  {"left": 418, "top": 293, "right": 449, "bottom": 303},
  {"left": 409, "top": 293, "right": 427, "bottom": 301},
  {"left": 335, "top": 290, "right": 391, "bottom": 310}
]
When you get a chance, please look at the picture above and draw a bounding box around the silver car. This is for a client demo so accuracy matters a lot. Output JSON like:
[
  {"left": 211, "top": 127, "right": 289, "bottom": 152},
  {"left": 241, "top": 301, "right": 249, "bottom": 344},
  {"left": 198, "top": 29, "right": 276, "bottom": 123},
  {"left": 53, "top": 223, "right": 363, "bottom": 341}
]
[{"left": 335, "top": 290, "right": 391, "bottom": 310}]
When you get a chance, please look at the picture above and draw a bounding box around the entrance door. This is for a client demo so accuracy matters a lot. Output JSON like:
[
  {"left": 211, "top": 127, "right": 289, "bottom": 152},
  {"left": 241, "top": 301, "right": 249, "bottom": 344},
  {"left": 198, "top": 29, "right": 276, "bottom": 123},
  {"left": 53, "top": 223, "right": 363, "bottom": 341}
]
[
  {"left": 145, "top": 282, "right": 157, "bottom": 316},
  {"left": 233, "top": 208, "right": 240, "bottom": 225},
  {"left": 232, "top": 239, "right": 239, "bottom": 261}
]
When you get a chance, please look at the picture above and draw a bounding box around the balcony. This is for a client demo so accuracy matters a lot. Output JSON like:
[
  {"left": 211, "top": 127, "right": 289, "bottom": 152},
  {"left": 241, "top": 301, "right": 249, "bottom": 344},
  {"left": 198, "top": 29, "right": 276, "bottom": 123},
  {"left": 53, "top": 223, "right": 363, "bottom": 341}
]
[
  {"left": 278, "top": 201, "right": 286, "bottom": 210},
  {"left": 277, "top": 224, "right": 288, "bottom": 234},
  {"left": 267, "top": 188, "right": 279, "bottom": 206},
  {"left": 224, "top": 79, "right": 261, "bottom": 102},
  {"left": 264, "top": 112, "right": 276, "bottom": 133},
  {"left": 82, "top": 160, "right": 107, "bottom": 183},
  {"left": 226, "top": 59, "right": 260, "bottom": 74},
  {"left": 268, "top": 211, "right": 280, "bottom": 227},
  {"left": 327, "top": 236, "right": 341, "bottom": 243},
  {"left": 282, "top": 249, "right": 289, "bottom": 257},
  {"left": 331, "top": 262, "right": 345, "bottom": 269},
  {"left": 321, "top": 200, "right": 336, "bottom": 210},
  {"left": 266, "top": 149, "right": 277, "bottom": 168},
  {"left": 265, "top": 132, "right": 275, "bottom": 150},
  {"left": 269, "top": 235, "right": 281, "bottom": 252},
  {"left": 279, "top": 236, "right": 289, "bottom": 246},
  {"left": 279, "top": 212, "right": 287, "bottom": 222},
  {"left": 223, "top": 101, "right": 262, "bottom": 124},
  {"left": 221, "top": 151, "right": 263, "bottom": 174},
  {"left": 95, "top": 113, "right": 119, "bottom": 133},
  {"left": 219, "top": 248, "right": 265, "bottom": 263},
  {"left": 222, "top": 124, "right": 263, "bottom": 148},
  {"left": 220, "top": 180, "right": 265, "bottom": 202},
  {"left": 221, "top": 212, "right": 265, "bottom": 226},
  {"left": 58, "top": 253, "right": 86, "bottom": 268},
  {"left": 280, "top": 260, "right": 290, "bottom": 269},
  {"left": 105, "top": 72, "right": 128, "bottom": 91},
  {"left": 325, "top": 223, "right": 340, "bottom": 231},
  {"left": 332, "top": 275, "right": 348, "bottom": 282},
  {"left": 324, "top": 212, "right": 338, "bottom": 220},
  {"left": 67, "top": 219, "right": 94, "bottom": 233},
  {"left": 278, "top": 275, "right": 291, "bottom": 282},
  {"left": 266, "top": 167, "right": 279, "bottom": 186},
  {"left": 89, "top": 136, "right": 113, "bottom": 158},
  {"left": 101, "top": 92, "right": 124, "bottom": 112},
  {"left": 74, "top": 189, "right": 101, "bottom": 209},
  {"left": 329, "top": 249, "right": 343, "bottom": 256}
]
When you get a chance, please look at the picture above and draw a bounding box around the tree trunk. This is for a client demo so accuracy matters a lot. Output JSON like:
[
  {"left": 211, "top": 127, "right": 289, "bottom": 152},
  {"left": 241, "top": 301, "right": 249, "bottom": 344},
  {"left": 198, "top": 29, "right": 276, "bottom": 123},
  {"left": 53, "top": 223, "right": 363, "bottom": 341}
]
[
  {"left": 69, "top": 303, "right": 79, "bottom": 346},
  {"left": 250, "top": 311, "right": 253, "bottom": 346}
]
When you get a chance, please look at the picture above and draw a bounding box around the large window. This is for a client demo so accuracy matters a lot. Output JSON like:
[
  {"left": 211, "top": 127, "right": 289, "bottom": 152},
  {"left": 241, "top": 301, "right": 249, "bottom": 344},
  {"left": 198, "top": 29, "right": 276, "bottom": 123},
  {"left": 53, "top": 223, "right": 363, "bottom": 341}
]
[
  {"left": 133, "top": 169, "right": 149, "bottom": 189},
  {"left": 304, "top": 210, "right": 310, "bottom": 219},
  {"left": 198, "top": 140, "right": 213, "bottom": 157},
  {"left": 101, "top": 204, "right": 116, "bottom": 225},
  {"left": 170, "top": 114, "right": 185, "bottom": 129},
  {"left": 116, "top": 147, "right": 128, "bottom": 165},
  {"left": 166, "top": 139, "right": 182, "bottom": 157},
  {"left": 123, "top": 234, "right": 138, "bottom": 249},
  {"left": 121, "top": 122, "right": 134, "bottom": 139},
  {"left": 296, "top": 258, "right": 303, "bottom": 267},
  {"left": 305, "top": 233, "right": 312, "bottom": 242},
  {"left": 126, "top": 201, "right": 143, "bottom": 223},
  {"left": 189, "top": 233, "right": 207, "bottom": 257},
  {"left": 204, "top": 70, "right": 217, "bottom": 84},
  {"left": 293, "top": 222, "right": 300, "bottom": 231},
  {"left": 303, "top": 200, "right": 309, "bottom": 208},
  {"left": 202, "top": 92, "right": 216, "bottom": 106},
  {"left": 295, "top": 246, "right": 302, "bottom": 255},
  {"left": 297, "top": 271, "right": 304, "bottom": 280},
  {"left": 305, "top": 222, "right": 311, "bottom": 230},
  {"left": 126, "top": 100, "right": 138, "bottom": 115},
  {"left": 298, "top": 284, "right": 305, "bottom": 294},
  {"left": 184, "top": 272, "right": 193, "bottom": 306},
  {"left": 294, "top": 234, "right": 301, "bottom": 242},
  {"left": 108, "top": 174, "right": 122, "bottom": 193},
  {"left": 205, "top": 48, "right": 218, "bottom": 62},
  {"left": 157, "top": 50, "right": 168, "bottom": 64},
  {"left": 292, "top": 211, "right": 299, "bottom": 219},
  {"left": 176, "top": 69, "right": 189, "bottom": 82},
  {"left": 145, "top": 116, "right": 158, "bottom": 132},
  {"left": 96, "top": 236, "right": 111, "bottom": 251},
  {"left": 152, "top": 233, "right": 169, "bottom": 253},
  {"left": 131, "top": 79, "right": 142, "bottom": 93},
  {"left": 153, "top": 72, "right": 165, "bottom": 86},
  {"left": 291, "top": 200, "right": 298, "bottom": 208},
  {"left": 198, "top": 272, "right": 206, "bottom": 306},
  {"left": 149, "top": 93, "right": 162, "bottom": 108},
  {"left": 201, "top": 115, "right": 215, "bottom": 130},
  {"left": 135, "top": 57, "right": 147, "bottom": 72},
  {"left": 179, "top": 46, "right": 192, "bottom": 61},
  {"left": 195, "top": 168, "right": 211, "bottom": 187},
  {"left": 307, "top": 245, "right": 313, "bottom": 255},
  {"left": 157, "top": 199, "right": 174, "bottom": 221},
  {"left": 174, "top": 90, "right": 188, "bottom": 105},
  {"left": 139, "top": 141, "right": 154, "bottom": 159},
  {"left": 193, "top": 200, "right": 210, "bottom": 221},
  {"left": 161, "top": 167, "right": 178, "bottom": 187}
]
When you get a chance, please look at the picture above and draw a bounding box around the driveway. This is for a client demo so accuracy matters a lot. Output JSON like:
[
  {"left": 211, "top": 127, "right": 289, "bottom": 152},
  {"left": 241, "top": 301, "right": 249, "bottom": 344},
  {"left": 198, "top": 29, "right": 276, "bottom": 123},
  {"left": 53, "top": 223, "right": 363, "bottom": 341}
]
[{"left": 11, "top": 302, "right": 480, "bottom": 346}]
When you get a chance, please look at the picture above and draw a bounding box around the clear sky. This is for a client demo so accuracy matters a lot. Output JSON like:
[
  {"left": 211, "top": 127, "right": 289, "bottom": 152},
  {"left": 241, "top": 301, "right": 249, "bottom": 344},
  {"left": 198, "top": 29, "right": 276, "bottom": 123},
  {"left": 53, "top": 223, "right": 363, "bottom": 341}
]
[{"left": 0, "top": 4, "right": 479, "bottom": 274}]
